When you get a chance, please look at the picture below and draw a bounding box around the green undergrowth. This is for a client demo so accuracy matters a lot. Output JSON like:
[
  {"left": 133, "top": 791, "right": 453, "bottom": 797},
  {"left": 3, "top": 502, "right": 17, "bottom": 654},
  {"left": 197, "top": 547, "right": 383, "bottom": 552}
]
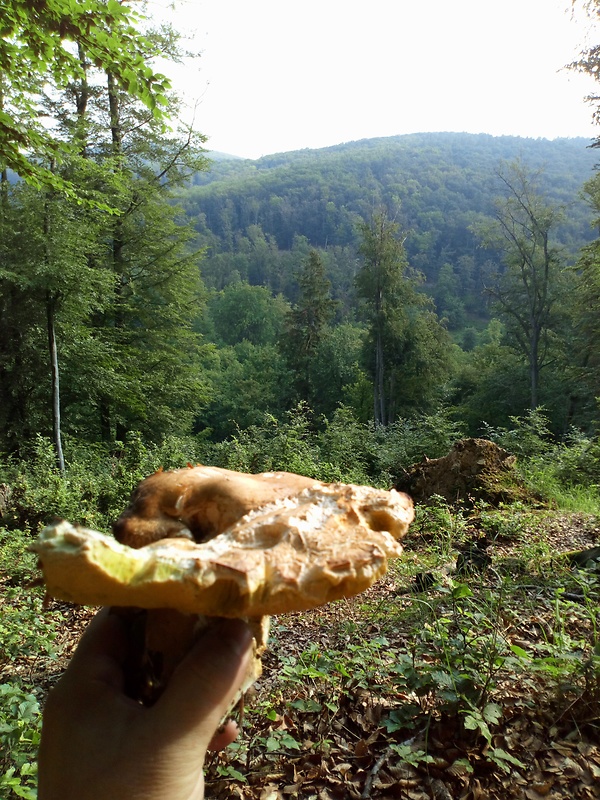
[
  {"left": 2, "top": 408, "right": 600, "bottom": 796},
  {"left": 0, "top": 405, "right": 466, "bottom": 535},
  {"left": 218, "top": 571, "right": 599, "bottom": 788},
  {"left": 2, "top": 406, "right": 600, "bottom": 536},
  {"left": 483, "top": 409, "right": 600, "bottom": 514},
  {"left": 2, "top": 499, "right": 600, "bottom": 797},
  {"left": 0, "top": 529, "right": 63, "bottom": 800}
]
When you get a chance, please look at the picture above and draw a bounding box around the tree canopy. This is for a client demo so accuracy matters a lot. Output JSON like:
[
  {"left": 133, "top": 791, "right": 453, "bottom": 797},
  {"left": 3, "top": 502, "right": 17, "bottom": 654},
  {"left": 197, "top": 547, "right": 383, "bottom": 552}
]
[{"left": 0, "top": 0, "right": 170, "bottom": 195}]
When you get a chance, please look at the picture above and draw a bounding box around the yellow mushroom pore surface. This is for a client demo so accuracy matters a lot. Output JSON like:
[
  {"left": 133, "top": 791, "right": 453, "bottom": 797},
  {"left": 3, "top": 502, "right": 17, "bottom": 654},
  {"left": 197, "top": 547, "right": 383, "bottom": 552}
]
[{"left": 32, "top": 481, "right": 413, "bottom": 617}]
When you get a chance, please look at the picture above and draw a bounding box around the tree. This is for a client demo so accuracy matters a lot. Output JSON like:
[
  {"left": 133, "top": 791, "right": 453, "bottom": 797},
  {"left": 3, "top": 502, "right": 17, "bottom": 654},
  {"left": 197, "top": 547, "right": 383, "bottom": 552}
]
[
  {"left": 0, "top": 8, "right": 210, "bottom": 455},
  {"left": 309, "top": 323, "right": 367, "bottom": 420},
  {"left": 355, "top": 211, "right": 407, "bottom": 425},
  {"left": 87, "top": 48, "right": 209, "bottom": 441},
  {"left": 355, "top": 210, "right": 453, "bottom": 425},
  {"left": 567, "top": 1, "right": 600, "bottom": 427},
  {"left": 568, "top": 1, "right": 600, "bottom": 139},
  {"left": 282, "top": 249, "right": 337, "bottom": 406},
  {"left": 0, "top": 175, "right": 110, "bottom": 460},
  {"left": 204, "top": 282, "right": 289, "bottom": 348},
  {"left": 570, "top": 177, "right": 600, "bottom": 424},
  {"left": 475, "top": 161, "right": 566, "bottom": 409},
  {"left": 450, "top": 320, "right": 530, "bottom": 434},
  {"left": 0, "top": 0, "right": 170, "bottom": 197},
  {"left": 433, "top": 262, "right": 467, "bottom": 329},
  {"left": 196, "top": 342, "right": 293, "bottom": 441}
]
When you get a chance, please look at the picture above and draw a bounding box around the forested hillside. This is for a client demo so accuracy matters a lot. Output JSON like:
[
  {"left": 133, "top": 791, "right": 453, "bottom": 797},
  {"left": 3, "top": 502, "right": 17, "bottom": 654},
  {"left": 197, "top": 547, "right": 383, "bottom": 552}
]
[
  {"left": 172, "top": 133, "right": 600, "bottom": 439},
  {"left": 4, "top": 125, "right": 600, "bottom": 456},
  {"left": 3, "top": 0, "right": 600, "bottom": 472},
  {"left": 181, "top": 133, "right": 597, "bottom": 309}
]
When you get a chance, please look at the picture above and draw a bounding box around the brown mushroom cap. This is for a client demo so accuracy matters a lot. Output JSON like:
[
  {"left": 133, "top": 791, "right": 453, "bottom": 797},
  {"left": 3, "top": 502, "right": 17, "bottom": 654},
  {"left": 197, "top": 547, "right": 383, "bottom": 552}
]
[
  {"left": 32, "top": 468, "right": 414, "bottom": 617},
  {"left": 112, "top": 465, "right": 320, "bottom": 548}
]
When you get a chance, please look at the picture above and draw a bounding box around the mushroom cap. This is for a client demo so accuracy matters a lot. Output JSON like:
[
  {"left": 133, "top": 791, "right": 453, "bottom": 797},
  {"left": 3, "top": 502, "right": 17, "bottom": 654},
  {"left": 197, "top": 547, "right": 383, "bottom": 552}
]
[
  {"left": 32, "top": 473, "right": 414, "bottom": 617},
  {"left": 112, "top": 465, "right": 320, "bottom": 548}
]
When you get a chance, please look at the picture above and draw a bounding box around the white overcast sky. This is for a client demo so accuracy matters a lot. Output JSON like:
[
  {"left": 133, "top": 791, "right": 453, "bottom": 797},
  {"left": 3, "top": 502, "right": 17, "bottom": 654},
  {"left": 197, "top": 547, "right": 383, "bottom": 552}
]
[{"left": 149, "top": 0, "right": 600, "bottom": 159}]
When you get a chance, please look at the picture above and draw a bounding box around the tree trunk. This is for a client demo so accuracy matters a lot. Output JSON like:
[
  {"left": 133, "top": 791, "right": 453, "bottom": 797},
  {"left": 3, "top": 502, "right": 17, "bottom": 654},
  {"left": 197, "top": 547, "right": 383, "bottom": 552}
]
[
  {"left": 43, "top": 159, "right": 65, "bottom": 472},
  {"left": 529, "top": 322, "right": 540, "bottom": 409},
  {"left": 47, "top": 293, "right": 65, "bottom": 474},
  {"left": 101, "top": 70, "right": 127, "bottom": 441},
  {"left": 0, "top": 73, "right": 7, "bottom": 210},
  {"left": 375, "top": 327, "right": 386, "bottom": 425}
]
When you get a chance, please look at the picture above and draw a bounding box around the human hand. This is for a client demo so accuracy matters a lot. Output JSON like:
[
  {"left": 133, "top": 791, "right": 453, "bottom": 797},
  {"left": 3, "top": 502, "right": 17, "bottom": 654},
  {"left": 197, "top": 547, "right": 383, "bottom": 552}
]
[{"left": 38, "top": 609, "right": 253, "bottom": 800}]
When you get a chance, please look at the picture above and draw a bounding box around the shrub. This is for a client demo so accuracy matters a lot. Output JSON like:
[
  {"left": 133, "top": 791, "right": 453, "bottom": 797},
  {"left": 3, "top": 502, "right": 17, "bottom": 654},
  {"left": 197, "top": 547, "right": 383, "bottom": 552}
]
[
  {"left": 0, "top": 433, "right": 206, "bottom": 534},
  {"left": 207, "top": 405, "right": 322, "bottom": 477},
  {"left": 0, "top": 683, "right": 41, "bottom": 800},
  {"left": 481, "top": 408, "right": 553, "bottom": 459},
  {"left": 376, "top": 407, "right": 466, "bottom": 484}
]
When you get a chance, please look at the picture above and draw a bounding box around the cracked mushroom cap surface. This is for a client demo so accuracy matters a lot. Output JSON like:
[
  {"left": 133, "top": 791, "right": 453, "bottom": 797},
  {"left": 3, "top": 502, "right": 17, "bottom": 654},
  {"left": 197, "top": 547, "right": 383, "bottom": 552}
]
[{"left": 32, "top": 466, "right": 414, "bottom": 617}]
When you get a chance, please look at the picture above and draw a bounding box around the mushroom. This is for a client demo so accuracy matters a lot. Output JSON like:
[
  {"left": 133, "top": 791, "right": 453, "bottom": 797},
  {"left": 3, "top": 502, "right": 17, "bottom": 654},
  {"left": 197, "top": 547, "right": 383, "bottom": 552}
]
[{"left": 31, "top": 466, "right": 414, "bottom": 707}]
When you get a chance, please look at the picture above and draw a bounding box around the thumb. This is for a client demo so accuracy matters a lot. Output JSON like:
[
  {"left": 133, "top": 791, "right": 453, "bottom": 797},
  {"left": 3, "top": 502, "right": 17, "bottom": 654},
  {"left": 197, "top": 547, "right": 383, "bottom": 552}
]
[{"left": 151, "top": 618, "right": 254, "bottom": 752}]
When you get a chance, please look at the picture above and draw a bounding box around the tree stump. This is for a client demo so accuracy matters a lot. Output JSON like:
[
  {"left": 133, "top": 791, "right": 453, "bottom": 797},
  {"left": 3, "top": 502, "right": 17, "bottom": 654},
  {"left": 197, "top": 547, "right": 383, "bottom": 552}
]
[{"left": 394, "top": 437, "right": 537, "bottom": 507}]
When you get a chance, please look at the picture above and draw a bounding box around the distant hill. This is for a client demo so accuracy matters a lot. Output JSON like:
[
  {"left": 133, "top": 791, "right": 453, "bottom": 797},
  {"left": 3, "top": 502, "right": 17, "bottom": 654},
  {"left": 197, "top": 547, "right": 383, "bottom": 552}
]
[
  {"left": 206, "top": 151, "right": 245, "bottom": 162},
  {"left": 179, "top": 132, "right": 599, "bottom": 321}
]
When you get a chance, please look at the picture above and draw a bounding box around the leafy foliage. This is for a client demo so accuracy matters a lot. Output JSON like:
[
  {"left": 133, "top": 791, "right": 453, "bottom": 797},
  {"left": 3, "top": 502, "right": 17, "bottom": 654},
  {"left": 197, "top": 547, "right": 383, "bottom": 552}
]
[
  {"left": 0, "top": 6, "right": 210, "bottom": 456},
  {"left": 282, "top": 249, "right": 337, "bottom": 409},
  {"left": 0, "top": 432, "right": 206, "bottom": 533},
  {"left": 0, "top": 0, "right": 170, "bottom": 197},
  {"left": 356, "top": 210, "right": 454, "bottom": 424},
  {"left": 475, "top": 161, "right": 569, "bottom": 409},
  {"left": 0, "top": 683, "right": 41, "bottom": 800}
]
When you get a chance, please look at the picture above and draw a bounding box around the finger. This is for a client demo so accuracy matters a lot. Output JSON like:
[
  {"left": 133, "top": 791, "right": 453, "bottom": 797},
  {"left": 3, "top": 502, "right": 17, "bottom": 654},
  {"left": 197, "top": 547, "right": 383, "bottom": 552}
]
[
  {"left": 62, "top": 608, "right": 129, "bottom": 691},
  {"left": 207, "top": 719, "right": 239, "bottom": 751},
  {"left": 152, "top": 618, "right": 253, "bottom": 745}
]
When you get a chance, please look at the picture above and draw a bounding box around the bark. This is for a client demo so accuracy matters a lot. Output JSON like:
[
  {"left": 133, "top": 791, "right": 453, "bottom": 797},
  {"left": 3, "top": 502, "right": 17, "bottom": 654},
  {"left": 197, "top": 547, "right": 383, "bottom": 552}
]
[
  {"left": 74, "top": 44, "right": 90, "bottom": 157},
  {"left": 0, "top": 73, "right": 7, "bottom": 210},
  {"left": 375, "top": 327, "right": 386, "bottom": 426},
  {"left": 43, "top": 159, "right": 65, "bottom": 473},
  {"left": 99, "top": 71, "right": 126, "bottom": 442},
  {"left": 47, "top": 293, "right": 65, "bottom": 474}
]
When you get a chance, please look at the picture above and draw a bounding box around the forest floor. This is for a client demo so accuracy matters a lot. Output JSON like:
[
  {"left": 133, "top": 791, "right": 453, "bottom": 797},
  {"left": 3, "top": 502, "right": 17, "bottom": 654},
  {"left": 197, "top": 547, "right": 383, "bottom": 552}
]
[{"left": 3, "top": 508, "right": 600, "bottom": 800}]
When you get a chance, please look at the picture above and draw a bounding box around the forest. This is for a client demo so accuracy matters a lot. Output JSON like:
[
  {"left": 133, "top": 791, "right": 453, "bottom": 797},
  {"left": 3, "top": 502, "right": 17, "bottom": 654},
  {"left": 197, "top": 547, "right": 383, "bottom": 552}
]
[
  {"left": 3, "top": 124, "right": 600, "bottom": 450},
  {"left": 2, "top": 1, "right": 600, "bottom": 799},
  {"left": 2, "top": 0, "right": 600, "bottom": 455},
  {"left": 178, "top": 132, "right": 600, "bottom": 437}
]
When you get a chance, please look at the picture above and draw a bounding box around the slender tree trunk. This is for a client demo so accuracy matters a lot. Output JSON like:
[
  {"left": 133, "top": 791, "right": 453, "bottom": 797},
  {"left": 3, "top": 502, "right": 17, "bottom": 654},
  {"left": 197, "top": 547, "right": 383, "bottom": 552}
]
[
  {"left": 100, "top": 70, "right": 127, "bottom": 442},
  {"left": 43, "top": 159, "right": 65, "bottom": 472},
  {"left": 375, "top": 327, "right": 386, "bottom": 426},
  {"left": 0, "top": 73, "right": 7, "bottom": 211},
  {"left": 47, "top": 293, "right": 65, "bottom": 474},
  {"left": 75, "top": 44, "right": 90, "bottom": 156},
  {"left": 530, "top": 326, "right": 539, "bottom": 409}
]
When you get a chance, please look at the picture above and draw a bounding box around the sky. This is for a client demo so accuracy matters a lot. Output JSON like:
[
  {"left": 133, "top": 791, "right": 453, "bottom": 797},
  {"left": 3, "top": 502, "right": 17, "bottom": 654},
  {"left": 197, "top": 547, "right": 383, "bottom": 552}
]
[{"left": 149, "top": 0, "right": 600, "bottom": 159}]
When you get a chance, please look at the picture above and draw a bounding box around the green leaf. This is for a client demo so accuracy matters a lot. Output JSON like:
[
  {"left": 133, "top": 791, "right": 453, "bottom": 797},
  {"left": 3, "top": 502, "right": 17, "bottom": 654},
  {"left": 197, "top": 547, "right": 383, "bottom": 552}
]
[
  {"left": 489, "top": 747, "right": 526, "bottom": 769},
  {"left": 289, "top": 698, "right": 322, "bottom": 712},
  {"left": 482, "top": 702, "right": 502, "bottom": 725},
  {"left": 509, "top": 644, "right": 529, "bottom": 659},
  {"left": 451, "top": 582, "right": 474, "bottom": 599},
  {"left": 279, "top": 733, "right": 301, "bottom": 751},
  {"left": 463, "top": 713, "right": 492, "bottom": 743}
]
